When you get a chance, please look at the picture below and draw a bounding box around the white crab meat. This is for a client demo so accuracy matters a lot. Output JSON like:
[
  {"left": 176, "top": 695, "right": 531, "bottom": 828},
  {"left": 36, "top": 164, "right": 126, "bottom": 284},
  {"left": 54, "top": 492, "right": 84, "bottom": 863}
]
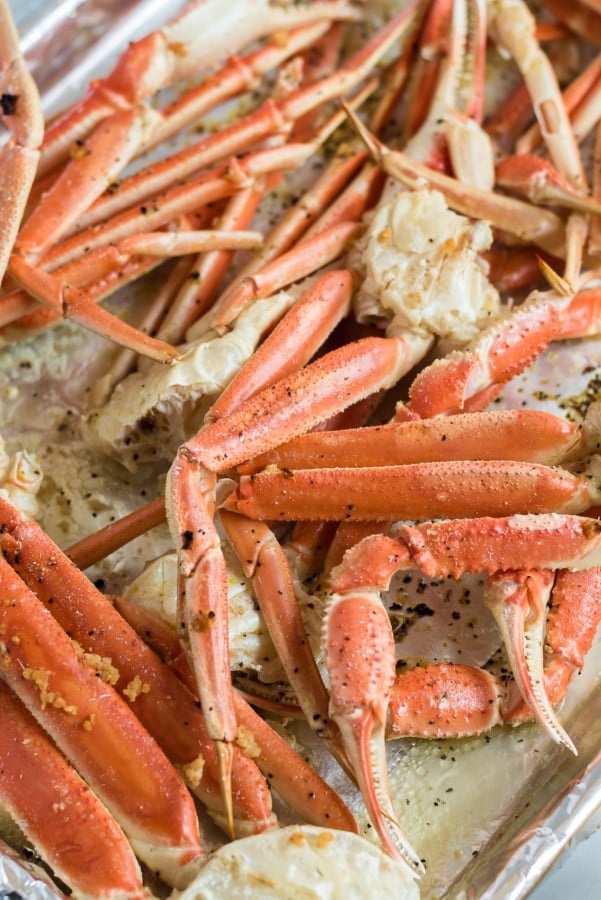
[
  {"left": 355, "top": 188, "right": 500, "bottom": 343},
  {"left": 0, "top": 437, "right": 43, "bottom": 521},
  {"left": 176, "top": 825, "right": 419, "bottom": 899},
  {"left": 83, "top": 290, "right": 297, "bottom": 469},
  {"left": 122, "top": 543, "right": 285, "bottom": 683}
]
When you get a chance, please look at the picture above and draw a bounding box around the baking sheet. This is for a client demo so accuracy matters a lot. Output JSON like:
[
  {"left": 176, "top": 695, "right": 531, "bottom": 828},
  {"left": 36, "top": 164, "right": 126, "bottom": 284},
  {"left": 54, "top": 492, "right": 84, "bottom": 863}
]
[{"left": 3, "top": 0, "right": 601, "bottom": 896}]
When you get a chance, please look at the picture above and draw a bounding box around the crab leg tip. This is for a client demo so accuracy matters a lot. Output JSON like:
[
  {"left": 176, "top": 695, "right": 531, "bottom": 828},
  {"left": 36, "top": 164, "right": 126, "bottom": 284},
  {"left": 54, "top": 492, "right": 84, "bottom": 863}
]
[
  {"left": 216, "top": 739, "right": 236, "bottom": 840},
  {"left": 342, "top": 102, "right": 383, "bottom": 159},
  {"left": 538, "top": 257, "right": 573, "bottom": 296}
]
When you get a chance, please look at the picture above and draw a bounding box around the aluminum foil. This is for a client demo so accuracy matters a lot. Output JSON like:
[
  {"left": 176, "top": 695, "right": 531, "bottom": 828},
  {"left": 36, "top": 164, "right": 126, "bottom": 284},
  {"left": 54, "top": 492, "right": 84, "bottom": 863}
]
[
  {"left": 3, "top": 1, "right": 601, "bottom": 897},
  {"left": 454, "top": 673, "right": 601, "bottom": 897},
  {"left": 0, "top": 838, "right": 63, "bottom": 899},
  {"left": 12, "top": 0, "right": 188, "bottom": 119}
]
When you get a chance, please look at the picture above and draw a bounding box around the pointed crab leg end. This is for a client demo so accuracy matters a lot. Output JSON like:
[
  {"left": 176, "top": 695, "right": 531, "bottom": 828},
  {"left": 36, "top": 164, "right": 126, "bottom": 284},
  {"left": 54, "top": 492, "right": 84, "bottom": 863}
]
[
  {"left": 342, "top": 102, "right": 387, "bottom": 165},
  {"left": 323, "top": 586, "right": 422, "bottom": 871},
  {"left": 538, "top": 257, "right": 572, "bottom": 296},
  {"left": 485, "top": 571, "right": 577, "bottom": 755},
  {"left": 336, "top": 710, "right": 424, "bottom": 874},
  {"left": 217, "top": 739, "right": 236, "bottom": 840}
]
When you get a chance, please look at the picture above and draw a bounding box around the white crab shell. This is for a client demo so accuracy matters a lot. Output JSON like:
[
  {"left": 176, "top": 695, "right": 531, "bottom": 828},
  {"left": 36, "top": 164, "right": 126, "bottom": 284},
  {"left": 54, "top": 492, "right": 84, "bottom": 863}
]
[{"left": 175, "top": 825, "right": 419, "bottom": 899}]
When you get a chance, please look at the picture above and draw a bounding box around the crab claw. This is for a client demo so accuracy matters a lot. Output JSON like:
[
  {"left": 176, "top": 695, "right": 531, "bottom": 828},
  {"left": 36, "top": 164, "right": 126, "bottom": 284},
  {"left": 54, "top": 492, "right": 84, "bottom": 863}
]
[
  {"left": 322, "top": 582, "right": 423, "bottom": 873},
  {"left": 484, "top": 569, "right": 577, "bottom": 755}
]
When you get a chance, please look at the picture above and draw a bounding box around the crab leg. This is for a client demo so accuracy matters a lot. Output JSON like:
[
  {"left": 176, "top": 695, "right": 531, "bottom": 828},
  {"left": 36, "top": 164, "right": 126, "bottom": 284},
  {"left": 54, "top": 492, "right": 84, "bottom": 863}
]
[
  {"left": 0, "top": 552, "right": 202, "bottom": 888},
  {"left": 516, "top": 52, "right": 601, "bottom": 155},
  {"left": 490, "top": 0, "right": 590, "bottom": 278},
  {"left": 398, "top": 281, "right": 601, "bottom": 420},
  {"left": 116, "top": 229, "right": 264, "bottom": 257},
  {"left": 113, "top": 590, "right": 358, "bottom": 834},
  {"left": 402, "top": 0, "right": 453, "bottom": 140},
  {"left": 322, "top": 514, "right": 601, "bottom": 861},
  {"left": 484, "top": 569, "right": 576, "bottom": 751},
  {"left": 405, "top": 288, "right": 572, "bottom": 418},
  {"left": 31, "top": 1, "right": 416, "bottom": 250},
  {"left": 204, "top": 149, "right": 366, "bottom": 320},
  {"left": 324, "top": 555, "right": 423, "bottom": 870},
  {"left": 386, "top": 663, "right": 506, "bottom": 739},
  {"left": 0, "top": 238, "right": 162, "bottom": 334},
  {"left": 71, "top": 360, "right": 386, "bottom": 568},
  {"left": 0, "top": 0, "right": 43, "bottom": 283},
  {"left": 0, "top": 205, "right": 231, "bottom": 340},
  {"left": 219, "top": 509, "right": 340, "bottom": 749},
  {"left": 232, "top": 693, "right": 357, "bottom": 833},
  {"left": 156, "top": 182, "right": 271, "bottom": 346},
  {"left": 166, "top": 333, "right": 427, "bottom": 816},
  {"left": 17, "top": 105, "right": 161, "bottom": 261},
  {"left": 33, "top": 142, "right": 313, "bottom": 274},
  {"left": 37, "top": 0, "right": 359, "bottom": 176},
  {"left": 404, "top": 289, "right": 601, "bottom": 418},
  {"left": 35, "top": 141, "right": 313, "bottom": 278},
  {"left": 209, "top": 270, "right": 355, "bottom": 421},
  {"left": 208, "top": 221, "right": 361, "bottom": 331},
  {"left": 495, "top": 155, "right": 601, "bottom": 215},
  {"left": 7, "top": 255, "right": 181, "bottom": 364},
  {"left": 405, "top": 0, "right": 493, "bottom": 187},
  {"left": 334, "top": 515, "right": 601, "bottom": 589},
  {"left": 35, "top": 101, "right": 285, "bottom": 249},
  {"left": 345, "top": 105, "right": 566, "bottom": 255},
  {"left": 208, "top": 157, "right": 382, "bottom": 333},
  {"left": 0, "top": 681, "right": 148, "bottom": 900},
  {"left": 489, "top": 0, "right": 586, "bottom": 191},
  {"left": 173, "top": 25, "right": 354, "bottom": 332},
  {"left": 386, "top": 566, "right": 601, "bottom": 740},
  {"left": 238, "top": 408, "right": 590, "bottom": 473},
  {"left": 0, "top": 498, "right": 275, "bottom": 839},
  {"left": 226, "top": 458, "right": 601, "bottom": 523},
  {"left": 134, "top": 21, "right": 332, "bottom": 158},
  {"left": 0, "top": 144, "right": 311, "bottom": 344},
  {"left": 505, "top": 566, "right": 601, "bottom": 721}
]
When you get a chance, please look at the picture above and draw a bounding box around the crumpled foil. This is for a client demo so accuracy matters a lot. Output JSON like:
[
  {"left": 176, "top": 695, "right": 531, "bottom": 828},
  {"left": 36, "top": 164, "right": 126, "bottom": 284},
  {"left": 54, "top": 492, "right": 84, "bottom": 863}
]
[
  {"left": 0, "top": 838, "right": 63, "bottom": 899},
  {"left": 3, "top": 2, "right": 601, "bottom": 897},
  {"left": 12, "top": 0, "right": 187, "bottom": 119}
]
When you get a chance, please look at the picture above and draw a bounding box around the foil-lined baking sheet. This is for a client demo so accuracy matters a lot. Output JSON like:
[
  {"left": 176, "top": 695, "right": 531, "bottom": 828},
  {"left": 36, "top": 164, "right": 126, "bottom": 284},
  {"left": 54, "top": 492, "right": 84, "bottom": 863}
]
[
  {"left": 3, "top": 1, "right": 601, "bottom": 897},
  {"left": 0, "top": 837, "right": 63, "bottom": 898}
]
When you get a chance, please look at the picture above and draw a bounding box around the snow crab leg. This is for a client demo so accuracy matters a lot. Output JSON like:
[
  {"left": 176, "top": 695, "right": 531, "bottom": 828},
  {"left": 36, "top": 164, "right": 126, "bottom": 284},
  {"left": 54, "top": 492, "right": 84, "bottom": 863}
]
[
  {"left": 0, "top": 679, "right": 149, "bottom": 899},
  {"left": 225, "top": 457, "right": 601, "bottom": 522},
  {"left": 0, "top": 0, "right": 43, "bottom": 283},
  {"left": 37, "top": 0, "right": 359, "bottom": 177},
  {"left": 323, "top": 514, "right": 601, "bottom": 865},
  {"left": 345, "top": 105, "right": 566, "bottom": 254},
  {"left": 54, "top": 2, "right": 417, "bottom": 243},
  {"left": 0, "top": 546, "right": 203, "bottom": 888},
  {"left": 386, "top": 567, "right": 601, "bottom": 739},
  {"left": 112, "top": 584, "right": 359, "bottom": 835},
  {"left": 0, "top": 495, "right": 277, "bottom": 841},
  {"left": 0, "top": 0, "right": 425, "bottom": 361},
  {"left": 165, "top": 329, "right": 418, "bottom": 827}
]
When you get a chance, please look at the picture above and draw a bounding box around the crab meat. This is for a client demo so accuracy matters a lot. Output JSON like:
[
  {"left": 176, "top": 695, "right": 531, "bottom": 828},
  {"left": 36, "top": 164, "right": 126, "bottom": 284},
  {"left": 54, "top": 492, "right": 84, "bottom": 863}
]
[
  {"left": 0, "top": 436, "right": 42, "bottom": 520},
  {"left": 355, "top": 188, "right": 500, "bottom": 344}
]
